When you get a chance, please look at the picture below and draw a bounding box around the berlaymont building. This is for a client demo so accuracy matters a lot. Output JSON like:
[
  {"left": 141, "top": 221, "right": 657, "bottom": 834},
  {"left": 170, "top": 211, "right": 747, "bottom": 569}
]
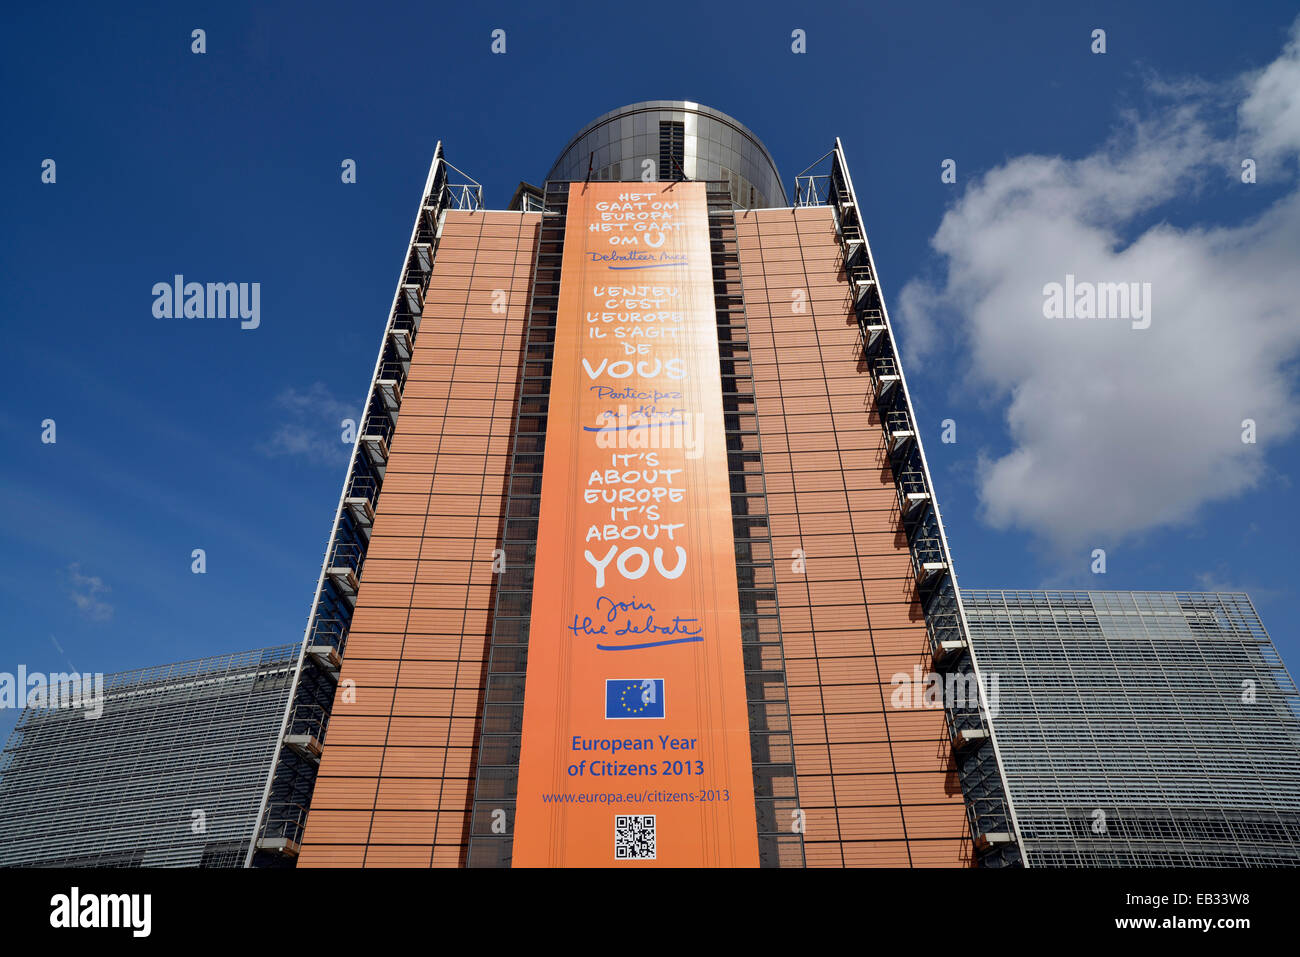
[{"left": 2, "top": 102, "right": 1298, "bottom": 869}]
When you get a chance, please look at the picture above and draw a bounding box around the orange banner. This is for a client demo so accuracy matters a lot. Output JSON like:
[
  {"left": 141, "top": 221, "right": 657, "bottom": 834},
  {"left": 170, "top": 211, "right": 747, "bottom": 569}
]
[{"left": 512, "top": 182, "right": 759, "bottom": 866}]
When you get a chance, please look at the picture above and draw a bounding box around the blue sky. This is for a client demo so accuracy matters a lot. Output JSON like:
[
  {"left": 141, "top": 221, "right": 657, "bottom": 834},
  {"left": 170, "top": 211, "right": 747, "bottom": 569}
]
[{"left": 2, "top": 1, "right": 1299, "bottom": 743}]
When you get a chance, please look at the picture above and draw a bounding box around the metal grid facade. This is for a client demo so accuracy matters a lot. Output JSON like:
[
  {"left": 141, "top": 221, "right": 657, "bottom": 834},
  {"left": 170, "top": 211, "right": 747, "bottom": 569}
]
[
  {"left": 0, "top": 645, "right": 297, "bottom": 867},
  {"left": 963, "top": 590, "right": 1300, "bottom": 866}
]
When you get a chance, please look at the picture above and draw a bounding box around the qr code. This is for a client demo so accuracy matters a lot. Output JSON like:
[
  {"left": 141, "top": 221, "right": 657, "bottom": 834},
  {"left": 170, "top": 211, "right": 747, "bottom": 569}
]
[{"left": 614, "top": 814, "right": 656, "bottom": 860}]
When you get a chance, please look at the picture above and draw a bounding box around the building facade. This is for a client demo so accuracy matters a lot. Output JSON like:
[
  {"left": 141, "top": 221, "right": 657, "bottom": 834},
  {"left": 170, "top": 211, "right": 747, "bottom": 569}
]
[
  {"left": 284, "top": 101, "right": 1017, "bottom": 868},
  {"left": 962, "top": 590, "right": 1300, "bottom": 866},
  {"left": 9, "top": 105, "right": 1295, "bottom": 871},
  {"left": 4, "top": 590, "right": 1297, "bottom": 867},
  {"left": 0, "top": 646, "right": 298, "bottom": 867}
]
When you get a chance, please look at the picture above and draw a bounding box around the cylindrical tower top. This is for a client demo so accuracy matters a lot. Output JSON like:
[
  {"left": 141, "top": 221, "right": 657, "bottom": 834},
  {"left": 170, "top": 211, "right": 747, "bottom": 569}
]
[{"left": 546, "top": 100, "right": 787, "bottom": 209}]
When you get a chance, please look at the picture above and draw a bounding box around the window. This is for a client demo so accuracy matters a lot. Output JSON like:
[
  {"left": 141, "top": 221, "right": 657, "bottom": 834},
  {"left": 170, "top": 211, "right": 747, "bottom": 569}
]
[{"left": 658, "top": 120, "right": 684, "bottom": 180}]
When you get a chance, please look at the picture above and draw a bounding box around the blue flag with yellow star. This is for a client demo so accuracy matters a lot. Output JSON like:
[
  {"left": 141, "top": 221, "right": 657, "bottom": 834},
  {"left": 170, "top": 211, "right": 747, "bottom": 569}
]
[{"left": 605, "top": 679, "right": 665, "bottom": 719}]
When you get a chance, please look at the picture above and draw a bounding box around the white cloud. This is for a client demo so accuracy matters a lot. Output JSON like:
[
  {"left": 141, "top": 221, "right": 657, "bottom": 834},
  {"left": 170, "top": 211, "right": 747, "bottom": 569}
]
[
  {"left": 65, "top": 563, "right": 112, "bottom": 622},
  {"left": 899, "top": 17, "right": 1300, "bottom": 554},
  {"left": 1239, "top": 21, "right": 1300, "bottom": 165},
  {"left": 258, "top": 383, "right": 357, "bottom": 466}
]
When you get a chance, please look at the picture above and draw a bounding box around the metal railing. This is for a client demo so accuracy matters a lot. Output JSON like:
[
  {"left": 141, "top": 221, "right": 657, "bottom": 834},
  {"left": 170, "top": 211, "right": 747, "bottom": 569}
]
[
  {"left": 868, "top": 354, "right": 898, "bottom": 384},
  {"left": 847, "top": 263, "right": 874, "bottom": 287},
  {"left": 376, "top": 361, "right": 408, "bottom": 389},
  {"left": 946, "top": 702, "right": 988, "bottom": 740},
  {"left": 926, "top": 608, "right": 965, "bottom": 659},
  {"left": 345, "top": 474, "right": 378, "bottom": 507},
  {"left": 259, "top": 802, "right": 310, "bottom": 848},
  {"left": 327, "top": 541, "right": 363, "bottom": 575},
  {"left": 440, "top": 181, "right": 483, "bottom": 211},
  {"left": 884, "top": 408, "right": 912, "bottom": 437},
  {"left": 285, "top": 703, "right": 328, "bottom": 743},
  {"left": 966, "top": 797, "right": 1016, "bottom": 842},
  {"left": 794, "top": 173, "right": 831, "bottom": 207},
  {"left": 896, "top": 466, "right": 928, "bottom": 498},
  {"left": 308, "top": 617, "right": 348, "bottom": 651},
  {"left": 360, "top": 413, "right": 393, "bottom": 444},
  {"left": 910, "top": 535, "right": 946, "bottom": 569},
  {"left": 390, "top": 312, "right": 419, "bottom": 335}
]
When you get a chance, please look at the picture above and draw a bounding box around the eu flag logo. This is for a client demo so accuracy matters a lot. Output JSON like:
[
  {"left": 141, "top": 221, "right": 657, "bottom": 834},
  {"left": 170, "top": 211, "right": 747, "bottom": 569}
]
[{"left": 605, "top": 679, "right": 665, "bottom": 719}]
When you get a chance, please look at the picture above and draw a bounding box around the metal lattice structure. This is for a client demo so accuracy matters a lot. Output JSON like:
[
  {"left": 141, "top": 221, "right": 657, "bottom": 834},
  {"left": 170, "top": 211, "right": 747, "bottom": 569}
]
[
  {"left": 963, "top": 590, "right": 1300, "bottom": 866},
  {"left": 0, "top": 646, "right": 298, "bottom": 867}
]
